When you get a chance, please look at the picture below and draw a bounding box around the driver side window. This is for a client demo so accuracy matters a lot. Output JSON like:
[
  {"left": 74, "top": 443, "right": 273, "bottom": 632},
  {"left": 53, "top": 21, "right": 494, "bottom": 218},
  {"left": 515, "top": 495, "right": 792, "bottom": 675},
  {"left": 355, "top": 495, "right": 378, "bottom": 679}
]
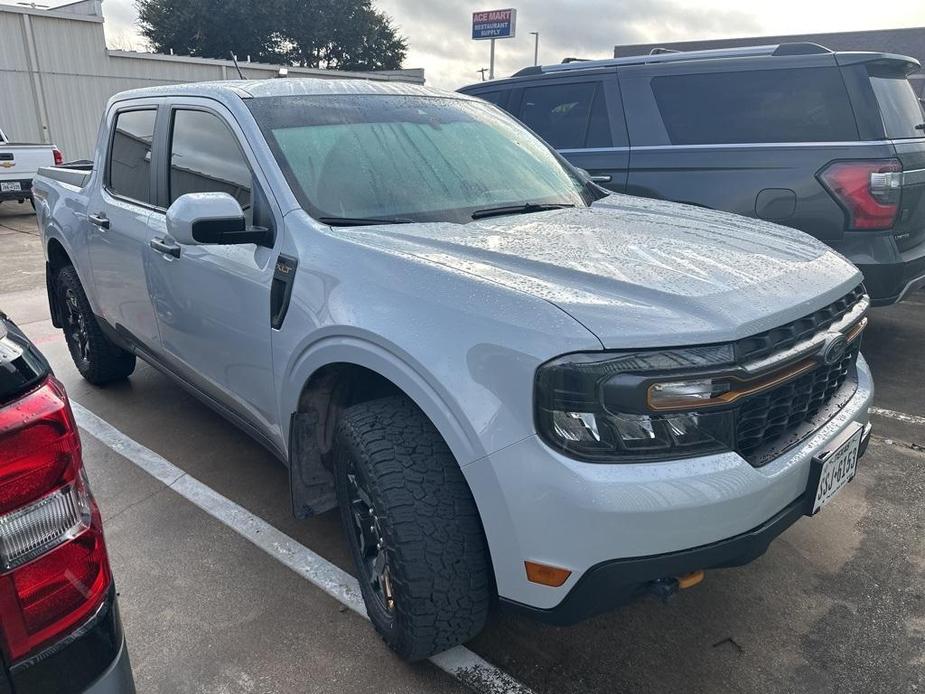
[{"left": 169, "top": 109, "right": 253, "bottom": 223}]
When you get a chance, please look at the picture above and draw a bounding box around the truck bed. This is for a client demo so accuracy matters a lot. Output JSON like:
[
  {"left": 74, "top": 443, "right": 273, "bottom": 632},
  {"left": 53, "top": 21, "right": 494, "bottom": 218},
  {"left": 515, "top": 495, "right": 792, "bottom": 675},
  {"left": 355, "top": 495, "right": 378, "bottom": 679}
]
[{"left": 36, "top": 164, "right": 92, "bottom": 189}]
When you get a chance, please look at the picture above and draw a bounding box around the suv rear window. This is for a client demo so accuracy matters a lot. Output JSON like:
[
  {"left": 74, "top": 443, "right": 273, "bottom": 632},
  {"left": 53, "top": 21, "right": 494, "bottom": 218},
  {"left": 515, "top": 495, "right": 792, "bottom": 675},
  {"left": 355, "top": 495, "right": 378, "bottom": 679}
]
[
  {"left": 868, "top": 70, "right": 925, "bottom": 139},
  {"left": 651, "top": 68, "right": 859, "bottom": 145},
  {"left": 519, "top": 82, "right": 612, "bottom": 149}
]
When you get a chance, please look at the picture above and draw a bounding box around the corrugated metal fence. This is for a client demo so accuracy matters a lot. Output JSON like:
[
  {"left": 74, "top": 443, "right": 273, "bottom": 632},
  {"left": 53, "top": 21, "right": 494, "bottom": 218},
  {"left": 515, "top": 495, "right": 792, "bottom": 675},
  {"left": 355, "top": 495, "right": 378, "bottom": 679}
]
[{"left": 0, "top": 1, "right": 424, "bottom": 159}]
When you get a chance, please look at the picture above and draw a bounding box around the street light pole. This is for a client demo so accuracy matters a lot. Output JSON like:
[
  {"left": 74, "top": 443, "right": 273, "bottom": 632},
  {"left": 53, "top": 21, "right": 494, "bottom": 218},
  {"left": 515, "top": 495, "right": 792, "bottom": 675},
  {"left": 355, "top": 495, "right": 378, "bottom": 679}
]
[{"left": 530, "top": 31, "right": 539, "bottom": 66}]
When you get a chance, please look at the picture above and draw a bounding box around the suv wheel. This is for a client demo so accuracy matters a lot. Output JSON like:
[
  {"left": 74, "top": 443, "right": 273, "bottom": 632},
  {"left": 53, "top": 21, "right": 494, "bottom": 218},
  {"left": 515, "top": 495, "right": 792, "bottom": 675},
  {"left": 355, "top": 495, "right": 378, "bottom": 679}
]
[
  {"left": 334, "top": 395, "right": 492, "bottom": 661},
  {"left": 55, "top": 266, "right": 136, "bottom": 384}
]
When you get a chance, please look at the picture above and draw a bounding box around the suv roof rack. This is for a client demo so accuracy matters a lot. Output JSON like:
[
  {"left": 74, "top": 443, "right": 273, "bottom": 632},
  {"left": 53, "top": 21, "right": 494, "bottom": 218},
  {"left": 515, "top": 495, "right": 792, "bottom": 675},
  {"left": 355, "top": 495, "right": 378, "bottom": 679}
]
[{"left": 509, "top": 42, "right": 833, "bottom": 78}]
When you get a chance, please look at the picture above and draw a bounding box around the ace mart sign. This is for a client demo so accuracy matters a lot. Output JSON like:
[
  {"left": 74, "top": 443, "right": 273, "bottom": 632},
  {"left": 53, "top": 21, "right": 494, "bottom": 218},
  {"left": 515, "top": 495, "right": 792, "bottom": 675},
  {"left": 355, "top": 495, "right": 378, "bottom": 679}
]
[{"left": 472, "top": 9, "right": 517, "bottom": 40}]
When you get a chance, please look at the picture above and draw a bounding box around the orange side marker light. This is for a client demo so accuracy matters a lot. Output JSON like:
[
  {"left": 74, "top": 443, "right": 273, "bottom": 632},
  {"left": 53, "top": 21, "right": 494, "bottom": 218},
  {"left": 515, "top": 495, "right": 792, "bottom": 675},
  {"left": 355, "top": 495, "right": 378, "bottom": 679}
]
[
  {"left": 677, "top": 570, "right": 705, "bottom": 589},
  {"left": 525, "top": 561, "right": 572, "bottom": 587}
]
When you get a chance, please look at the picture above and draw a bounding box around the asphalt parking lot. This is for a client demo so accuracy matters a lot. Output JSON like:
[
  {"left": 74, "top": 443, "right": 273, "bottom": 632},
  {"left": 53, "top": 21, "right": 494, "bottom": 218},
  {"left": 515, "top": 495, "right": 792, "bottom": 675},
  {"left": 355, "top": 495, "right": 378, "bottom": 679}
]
[{"left": 1, "top": 203, "right": 923, "bottom": 693}]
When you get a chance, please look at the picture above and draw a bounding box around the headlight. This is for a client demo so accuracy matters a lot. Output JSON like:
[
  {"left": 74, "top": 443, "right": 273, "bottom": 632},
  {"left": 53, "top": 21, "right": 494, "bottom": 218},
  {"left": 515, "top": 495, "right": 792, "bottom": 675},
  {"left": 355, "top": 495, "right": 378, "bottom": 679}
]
[{"left": 534, "top": 346, "right": 738, "bottom": 463}]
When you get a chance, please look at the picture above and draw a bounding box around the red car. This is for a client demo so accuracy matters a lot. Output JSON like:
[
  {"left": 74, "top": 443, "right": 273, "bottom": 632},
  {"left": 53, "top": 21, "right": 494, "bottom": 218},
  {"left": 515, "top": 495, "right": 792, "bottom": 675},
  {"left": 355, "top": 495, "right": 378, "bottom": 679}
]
[{"left": 0, "top": 312, "right": 134, "bottom": 693}]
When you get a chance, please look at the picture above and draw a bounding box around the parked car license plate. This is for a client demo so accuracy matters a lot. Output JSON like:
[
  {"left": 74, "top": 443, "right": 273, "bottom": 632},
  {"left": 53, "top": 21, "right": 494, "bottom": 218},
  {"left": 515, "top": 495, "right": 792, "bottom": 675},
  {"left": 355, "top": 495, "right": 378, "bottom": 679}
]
[
  {"left": 808, "top": 423, "right": 863, "bottom": 514},
  {"left": 0, "top": 182, "right": 22, "bottom": 192}
]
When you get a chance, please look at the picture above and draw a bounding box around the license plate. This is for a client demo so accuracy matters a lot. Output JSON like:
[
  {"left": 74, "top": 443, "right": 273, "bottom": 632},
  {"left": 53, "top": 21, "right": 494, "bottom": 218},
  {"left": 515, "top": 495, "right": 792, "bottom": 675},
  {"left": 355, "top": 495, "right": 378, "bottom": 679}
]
[
  {"left": 0, "top": 182, "right": 21, "bottom": 192},
  {"left": 808, "top": 423, "right": 863, "bottom": 514}
]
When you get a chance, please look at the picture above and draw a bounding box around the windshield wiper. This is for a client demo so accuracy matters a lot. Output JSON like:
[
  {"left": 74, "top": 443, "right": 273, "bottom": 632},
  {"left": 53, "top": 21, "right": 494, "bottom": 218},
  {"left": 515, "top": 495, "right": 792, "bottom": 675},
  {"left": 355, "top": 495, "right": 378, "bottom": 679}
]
[
  {"left": 471, "top": 202, "right": 575, "bottom": 220},
  {"left": 317, "top": 215, "right": 414, "bottom": 227}
]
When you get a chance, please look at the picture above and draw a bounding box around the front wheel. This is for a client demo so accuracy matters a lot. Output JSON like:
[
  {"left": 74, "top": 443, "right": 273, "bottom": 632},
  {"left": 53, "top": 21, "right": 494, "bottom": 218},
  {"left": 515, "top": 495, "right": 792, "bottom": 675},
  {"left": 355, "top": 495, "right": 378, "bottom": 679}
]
[{"left": 334, "top": 396, "right": 493, "bottom": 661}]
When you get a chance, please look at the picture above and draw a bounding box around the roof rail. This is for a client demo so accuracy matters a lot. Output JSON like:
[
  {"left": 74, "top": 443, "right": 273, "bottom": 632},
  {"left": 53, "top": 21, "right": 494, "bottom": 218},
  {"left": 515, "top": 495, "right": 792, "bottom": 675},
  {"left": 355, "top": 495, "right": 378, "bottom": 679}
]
[
  {"left": 509, "top": 41, "right": 834, "bottom": 78},
  {"left": 771, "top": 42, "right": 831, "bottom": 56}
]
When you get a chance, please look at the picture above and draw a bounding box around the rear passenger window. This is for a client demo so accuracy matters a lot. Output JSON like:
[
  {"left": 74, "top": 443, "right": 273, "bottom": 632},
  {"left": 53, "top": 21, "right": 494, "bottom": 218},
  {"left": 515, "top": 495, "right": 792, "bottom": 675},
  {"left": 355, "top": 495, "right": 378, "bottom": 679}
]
[
  {"left": 868, "top": 70, "right": 925, "bottom": 139},
  {"left": 519, "top": 82, "right": 612, "bottom": 149},
  {"left": 169, "top": 110, "right": 252, "bottom": 213},
  {"left": 651, "top": 68, "right": 859, "bottom": 145},
  {"left": 108, "top": 109, "right": 157, "bottom": 203}
]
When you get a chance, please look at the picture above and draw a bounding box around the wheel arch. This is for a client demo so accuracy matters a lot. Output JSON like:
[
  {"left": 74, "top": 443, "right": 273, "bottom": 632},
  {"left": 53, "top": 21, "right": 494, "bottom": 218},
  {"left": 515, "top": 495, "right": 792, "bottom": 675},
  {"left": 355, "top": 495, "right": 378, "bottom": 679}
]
[
  {"left": 45, "top": 236, "right": 74, "bottom": 328},
  {"left": 283, "top": 337, "right": 487, "bottom": 519}
]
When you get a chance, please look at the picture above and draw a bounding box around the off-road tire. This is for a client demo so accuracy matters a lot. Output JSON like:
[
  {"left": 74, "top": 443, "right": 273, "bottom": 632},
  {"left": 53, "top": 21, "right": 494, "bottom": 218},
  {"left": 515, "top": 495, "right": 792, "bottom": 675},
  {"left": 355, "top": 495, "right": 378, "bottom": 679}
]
[
  {"left": 55, "top": 265, "right": 136, "bottom": 384},
  {"left": 334, "top": 395, "right": 493, "bottom": 661}
]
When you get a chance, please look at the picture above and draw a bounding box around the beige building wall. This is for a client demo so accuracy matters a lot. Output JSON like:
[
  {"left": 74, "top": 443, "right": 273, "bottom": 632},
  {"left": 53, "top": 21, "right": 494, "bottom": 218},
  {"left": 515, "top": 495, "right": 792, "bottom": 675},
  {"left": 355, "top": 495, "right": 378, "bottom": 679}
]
[{"left": 0, "top": 1, "right": 424, "bottom": 158}]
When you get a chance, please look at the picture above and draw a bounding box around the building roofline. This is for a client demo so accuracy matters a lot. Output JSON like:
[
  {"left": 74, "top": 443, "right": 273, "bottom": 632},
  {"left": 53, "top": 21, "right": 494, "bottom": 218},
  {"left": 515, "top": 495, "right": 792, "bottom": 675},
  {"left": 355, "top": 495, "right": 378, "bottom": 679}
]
[
  {"left": 614, "top": 25, "right": 925, "bottom": 56},
  {"left": 106, "top": 50, "right": 424, "bottom": 83},
  {"left": 0, "top": 1, "right": 103, "bottom": 22}
]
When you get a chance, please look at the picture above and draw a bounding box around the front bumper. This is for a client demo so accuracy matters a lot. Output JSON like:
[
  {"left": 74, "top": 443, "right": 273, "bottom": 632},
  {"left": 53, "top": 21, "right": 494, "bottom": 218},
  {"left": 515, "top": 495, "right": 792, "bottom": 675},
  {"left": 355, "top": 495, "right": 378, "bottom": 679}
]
[{"left": 463, "top": 354, "right": 874, "bottom": 617}]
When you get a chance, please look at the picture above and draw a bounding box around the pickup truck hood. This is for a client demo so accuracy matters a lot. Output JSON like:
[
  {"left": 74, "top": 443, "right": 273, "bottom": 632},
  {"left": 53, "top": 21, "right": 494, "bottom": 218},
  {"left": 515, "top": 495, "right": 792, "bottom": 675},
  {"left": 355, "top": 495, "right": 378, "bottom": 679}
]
[{"left": 335, "top": 195, "right": 862, "bottom": 349}]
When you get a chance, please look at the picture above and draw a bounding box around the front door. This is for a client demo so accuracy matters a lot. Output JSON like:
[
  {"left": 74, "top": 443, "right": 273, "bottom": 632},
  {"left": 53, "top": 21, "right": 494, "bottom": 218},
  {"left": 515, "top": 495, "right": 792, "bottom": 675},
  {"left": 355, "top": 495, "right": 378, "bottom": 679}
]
[
  {"left": 144, "top": 103, "right": 280, "bottom": 440},
  {"left": 512, "top": 76, "right": 630, "bottom": 192},
  {"left": 86, "top": 106, "right": 163, "bottom": 351}
]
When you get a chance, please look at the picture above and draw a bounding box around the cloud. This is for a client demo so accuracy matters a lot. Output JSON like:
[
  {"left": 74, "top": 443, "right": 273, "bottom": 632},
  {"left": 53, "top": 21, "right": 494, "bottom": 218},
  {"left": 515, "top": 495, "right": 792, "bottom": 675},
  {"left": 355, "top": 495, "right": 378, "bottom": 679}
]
[
  {"left": 377, "top": 0, "right": 763, "bottom": 88},
  {"left": 53, "top": 0, "right": 925, "bottom": 90}
]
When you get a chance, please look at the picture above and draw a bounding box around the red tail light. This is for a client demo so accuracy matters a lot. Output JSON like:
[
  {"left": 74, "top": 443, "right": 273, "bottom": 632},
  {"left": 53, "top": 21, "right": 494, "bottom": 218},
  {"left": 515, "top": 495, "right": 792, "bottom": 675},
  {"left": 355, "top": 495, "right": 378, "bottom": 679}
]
[
  {"left": 818, "top": 159, "right": 902, "bottom": 230},
  {"left": 52, "top": 148, "right": 64, "bottom": 167},
  {"left": 0, "top": 377, "right": 111, "bottom": 662}
]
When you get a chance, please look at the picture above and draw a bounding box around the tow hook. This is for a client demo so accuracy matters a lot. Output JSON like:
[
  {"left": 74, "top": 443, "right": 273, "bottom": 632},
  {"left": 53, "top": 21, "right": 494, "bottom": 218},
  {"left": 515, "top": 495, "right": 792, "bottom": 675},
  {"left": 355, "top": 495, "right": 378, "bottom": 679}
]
[
  {"left": 649, "top": 577, "right": 679, "bottom": 602},
  {"left": 649, "top": 570, "right": 705, "bottom": 602}
]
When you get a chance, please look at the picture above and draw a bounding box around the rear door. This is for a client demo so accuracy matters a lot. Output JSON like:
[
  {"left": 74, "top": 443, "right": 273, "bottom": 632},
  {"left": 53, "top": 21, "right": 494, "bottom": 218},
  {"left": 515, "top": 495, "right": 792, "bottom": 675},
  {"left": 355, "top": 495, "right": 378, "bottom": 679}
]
[
  {"left": 86, "top": 104, "right": 163, "bottom": 350},
  {"left": 620, "top": 56, "right": 894, "bottom": 241},
  {"left": 511, "top": 75, "right": 629, "bottom": 191}
]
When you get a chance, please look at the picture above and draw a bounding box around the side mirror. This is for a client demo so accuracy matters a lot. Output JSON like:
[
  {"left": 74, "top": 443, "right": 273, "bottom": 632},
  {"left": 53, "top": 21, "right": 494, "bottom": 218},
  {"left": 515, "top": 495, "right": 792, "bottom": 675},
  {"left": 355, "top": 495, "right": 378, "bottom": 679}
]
[{"left": 166, "top": 192, "right": 270, "bottom": 246}]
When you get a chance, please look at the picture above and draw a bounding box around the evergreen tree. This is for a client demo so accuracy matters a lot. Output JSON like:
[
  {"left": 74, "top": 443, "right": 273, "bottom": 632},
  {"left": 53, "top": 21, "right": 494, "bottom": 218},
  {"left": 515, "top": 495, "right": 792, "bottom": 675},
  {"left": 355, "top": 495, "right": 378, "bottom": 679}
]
[{"left": 136, "top": 0, "right": 407, "bottom": 70}]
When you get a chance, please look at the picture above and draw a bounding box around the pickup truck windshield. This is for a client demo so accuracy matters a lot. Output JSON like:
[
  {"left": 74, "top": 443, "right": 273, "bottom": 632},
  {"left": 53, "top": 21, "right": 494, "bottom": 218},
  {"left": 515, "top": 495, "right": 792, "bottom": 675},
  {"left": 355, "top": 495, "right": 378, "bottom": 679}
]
[{"left": 247, "top": 94, "right": 595, "bottom": 224}]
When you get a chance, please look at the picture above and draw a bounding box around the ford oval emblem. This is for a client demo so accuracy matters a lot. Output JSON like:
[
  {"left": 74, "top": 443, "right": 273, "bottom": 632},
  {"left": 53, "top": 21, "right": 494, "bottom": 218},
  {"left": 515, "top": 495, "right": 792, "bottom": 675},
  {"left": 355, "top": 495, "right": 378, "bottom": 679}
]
[{"left": 821, "top": 333, "right": 848, "bottom": 366}]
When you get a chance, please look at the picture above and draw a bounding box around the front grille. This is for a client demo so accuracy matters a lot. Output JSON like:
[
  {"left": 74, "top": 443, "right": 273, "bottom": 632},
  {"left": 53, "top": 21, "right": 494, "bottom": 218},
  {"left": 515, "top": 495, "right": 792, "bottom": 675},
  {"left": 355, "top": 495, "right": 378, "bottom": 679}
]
[
  {"left": 735, "top": 341, "right": 860, "bottom": 465},
  {"left": 735, "top": 285, "right": 866, "bottom": 363}
]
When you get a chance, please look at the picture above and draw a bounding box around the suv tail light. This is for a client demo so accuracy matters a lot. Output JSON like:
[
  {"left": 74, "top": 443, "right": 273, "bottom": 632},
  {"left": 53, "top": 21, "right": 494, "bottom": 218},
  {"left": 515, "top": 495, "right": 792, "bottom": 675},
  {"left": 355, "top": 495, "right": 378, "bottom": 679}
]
[
  {"left": 818, "top": 159, "right": 902, "bottom": 230},
  {"left": 52, "top": 148, "right": 64, "bottom": 167},
  {"left": 0, "top": 377, "right": 111, "bottom": 662}
]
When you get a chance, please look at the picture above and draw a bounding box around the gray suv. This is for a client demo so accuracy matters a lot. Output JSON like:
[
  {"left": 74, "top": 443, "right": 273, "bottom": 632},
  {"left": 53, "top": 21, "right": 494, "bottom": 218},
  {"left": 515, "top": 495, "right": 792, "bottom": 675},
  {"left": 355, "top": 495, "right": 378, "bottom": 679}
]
[{"left": 460, "top": 42, "right": 925, "bottom": 305}]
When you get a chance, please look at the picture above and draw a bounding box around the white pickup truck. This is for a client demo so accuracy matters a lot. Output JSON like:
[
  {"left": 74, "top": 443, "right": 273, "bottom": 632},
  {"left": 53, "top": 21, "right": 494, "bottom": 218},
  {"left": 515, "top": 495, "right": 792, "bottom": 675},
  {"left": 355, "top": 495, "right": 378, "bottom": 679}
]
[
  {"left": 33, "top": 80, "right": 874, "bottom": 661},
  {"left": 0, "top": 128, "right": 61, "bottom": 207}
]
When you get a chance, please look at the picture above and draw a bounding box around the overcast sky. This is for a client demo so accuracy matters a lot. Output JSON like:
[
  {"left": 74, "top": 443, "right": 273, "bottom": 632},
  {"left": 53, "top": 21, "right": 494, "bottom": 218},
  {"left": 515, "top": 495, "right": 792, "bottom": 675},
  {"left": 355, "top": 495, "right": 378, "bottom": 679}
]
[{"left": 93, "top": 0, "right": 925, "bottom": 90}]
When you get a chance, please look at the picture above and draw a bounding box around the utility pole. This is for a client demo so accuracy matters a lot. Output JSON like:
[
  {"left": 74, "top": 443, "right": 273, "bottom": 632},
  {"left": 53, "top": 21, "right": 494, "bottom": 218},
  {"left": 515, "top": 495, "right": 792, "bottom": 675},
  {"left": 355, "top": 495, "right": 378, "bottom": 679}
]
[
  {"left": 489, "top": 38, "right": 496, "bottom": 80},
  {"left": 530, "top": 31, "right": 539, "bottom": 66},
  {"left": 478, "top": 68, "right": 489, "bottom": 81}
]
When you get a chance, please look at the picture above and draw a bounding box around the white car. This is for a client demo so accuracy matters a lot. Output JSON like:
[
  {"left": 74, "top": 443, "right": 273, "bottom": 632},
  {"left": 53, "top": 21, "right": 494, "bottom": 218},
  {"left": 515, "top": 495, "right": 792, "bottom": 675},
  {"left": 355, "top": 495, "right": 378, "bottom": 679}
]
[
  {"left": 0, "top": 128, "right": 62, "bottom": 207},
  {"left": 34, "top": 79, "right": 873, "bottom": 661}
]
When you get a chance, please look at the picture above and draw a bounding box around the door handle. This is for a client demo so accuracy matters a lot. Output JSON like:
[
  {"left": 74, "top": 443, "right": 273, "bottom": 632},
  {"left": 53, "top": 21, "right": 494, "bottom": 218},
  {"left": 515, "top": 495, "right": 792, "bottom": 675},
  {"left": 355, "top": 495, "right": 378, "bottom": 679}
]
[
  {"left": 149, "top": 237, "right": 181, "bottom": 258},
  {"left": 88, "top": 213, "right": 109, "bottom": 229},
  {"left": 589, "top": 174, "right": 612, "bottom": 183}
]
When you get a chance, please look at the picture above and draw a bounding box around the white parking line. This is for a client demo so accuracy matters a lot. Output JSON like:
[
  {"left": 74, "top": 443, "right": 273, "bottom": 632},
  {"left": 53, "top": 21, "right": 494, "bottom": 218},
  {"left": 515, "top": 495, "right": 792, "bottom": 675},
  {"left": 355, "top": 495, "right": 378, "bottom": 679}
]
[
  {"left": 870, "top": 406, "right": 925, "bottom": 427},
  {"left": 71, "top": 402, "right": 533, "bottom": 694}
]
